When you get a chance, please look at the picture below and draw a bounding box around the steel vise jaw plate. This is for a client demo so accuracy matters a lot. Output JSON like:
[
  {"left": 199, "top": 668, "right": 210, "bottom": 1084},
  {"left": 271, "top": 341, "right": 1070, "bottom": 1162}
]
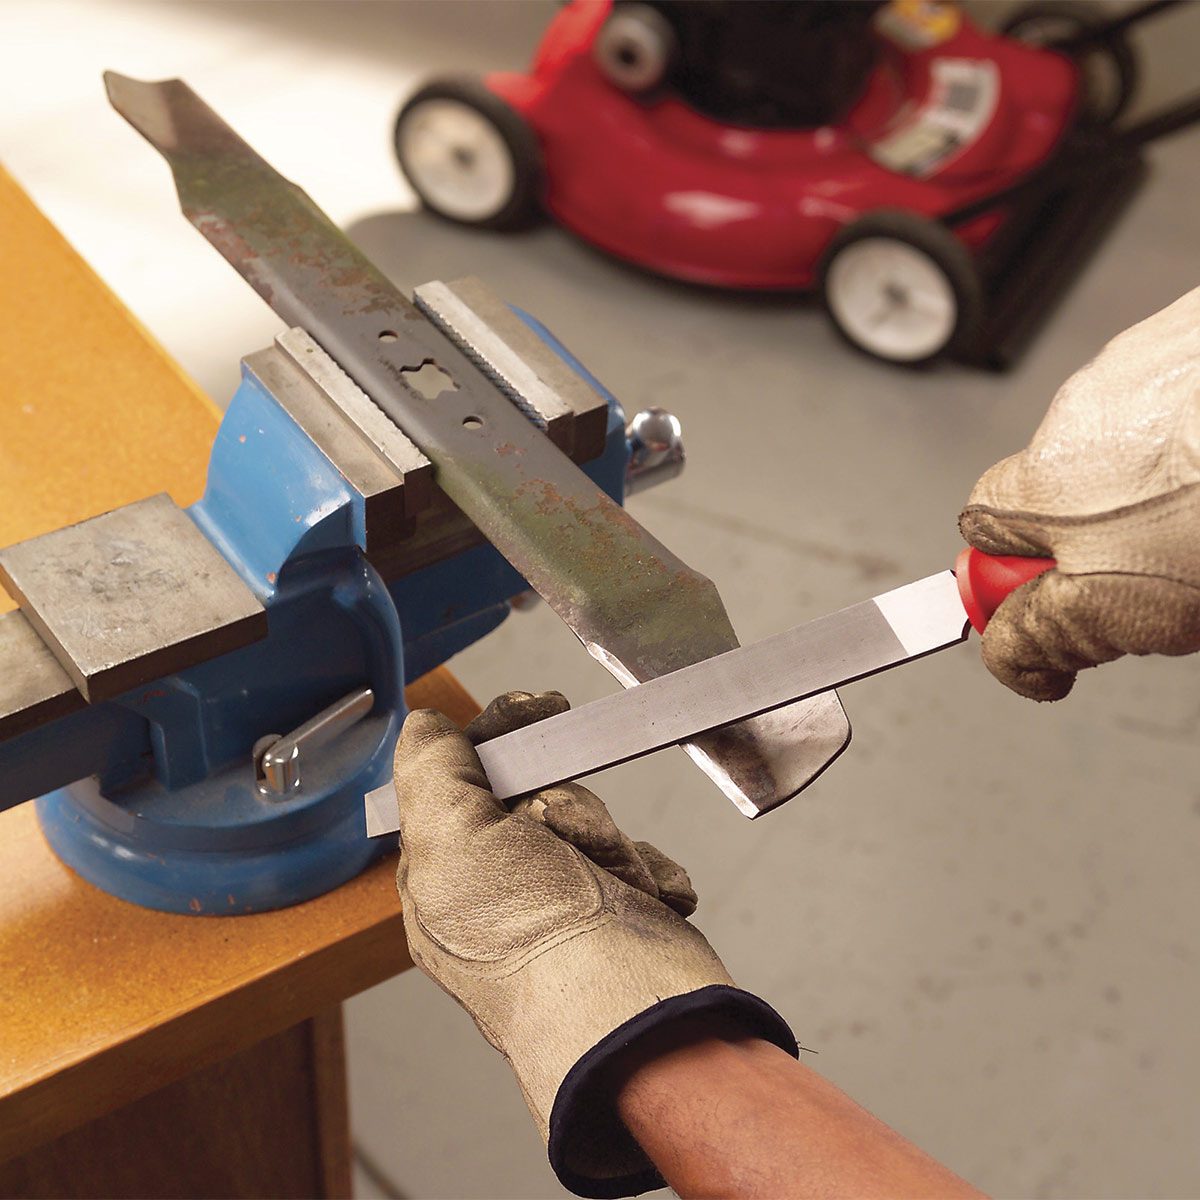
[
  {"left": 413, "top": 277, "right": 609, "bottom": 463},
  {"left": 0, "top": 609, "right": 85, "bottom": 740},
  {"left": 0, "top": 493, "right": 266, "bottom": 705},
  {"left": 243, "top": 328, "right": 431, "bottom": 556}
]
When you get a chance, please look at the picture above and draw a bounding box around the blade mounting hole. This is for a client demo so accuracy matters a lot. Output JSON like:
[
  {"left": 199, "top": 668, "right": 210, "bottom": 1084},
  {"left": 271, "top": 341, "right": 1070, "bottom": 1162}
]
[{"left": 400, "top": 359, "right": 459, "bottom": 400}]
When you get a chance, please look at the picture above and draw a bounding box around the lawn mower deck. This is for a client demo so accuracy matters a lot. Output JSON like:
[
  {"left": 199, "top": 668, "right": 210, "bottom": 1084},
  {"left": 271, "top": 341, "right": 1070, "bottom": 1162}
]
[{"left": 393, "top": 0, "right": 1198, "bottom": 369}]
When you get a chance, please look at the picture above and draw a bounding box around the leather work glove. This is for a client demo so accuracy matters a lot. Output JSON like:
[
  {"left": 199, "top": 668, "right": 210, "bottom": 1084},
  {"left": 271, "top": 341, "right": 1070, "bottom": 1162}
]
[
  {"left": 959, "top": 287, "right": 1200, "bottom": 700},
  {"left": 393, "top": 690, "right": 797, "bottom": 1198}
]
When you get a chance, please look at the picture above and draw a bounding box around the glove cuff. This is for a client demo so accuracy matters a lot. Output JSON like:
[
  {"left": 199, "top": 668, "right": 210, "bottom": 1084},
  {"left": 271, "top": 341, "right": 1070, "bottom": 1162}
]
[{"left": 547, "top": 983, "right": 798, "bottom": 1199}]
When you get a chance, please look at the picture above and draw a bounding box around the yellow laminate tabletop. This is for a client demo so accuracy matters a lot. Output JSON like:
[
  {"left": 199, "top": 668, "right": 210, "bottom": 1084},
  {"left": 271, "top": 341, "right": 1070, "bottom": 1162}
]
[{"left": 0, "top": 166, "right": 467, "bottom": 1160}]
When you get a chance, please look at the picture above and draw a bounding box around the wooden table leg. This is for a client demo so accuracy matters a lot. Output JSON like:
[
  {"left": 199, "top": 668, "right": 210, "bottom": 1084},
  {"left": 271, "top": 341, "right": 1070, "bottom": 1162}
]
[{"left": 0, "top": 1006, "right": 353, "bottom": 1200}]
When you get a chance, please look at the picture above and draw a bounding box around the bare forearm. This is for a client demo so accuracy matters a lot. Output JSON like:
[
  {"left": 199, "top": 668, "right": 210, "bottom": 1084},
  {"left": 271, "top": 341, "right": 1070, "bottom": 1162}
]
[{"left": 615, "top": 1024, "right": 987, "bottom": 1200}]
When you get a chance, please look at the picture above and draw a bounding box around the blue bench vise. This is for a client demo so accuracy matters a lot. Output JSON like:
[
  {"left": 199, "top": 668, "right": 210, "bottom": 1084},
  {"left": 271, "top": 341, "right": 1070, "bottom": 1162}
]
[
  {"left": 0, "top": 72, "right": 852, "bottom": 916},
  {"left": 0, "top": 278, "right": 682, "bottom": 915}
]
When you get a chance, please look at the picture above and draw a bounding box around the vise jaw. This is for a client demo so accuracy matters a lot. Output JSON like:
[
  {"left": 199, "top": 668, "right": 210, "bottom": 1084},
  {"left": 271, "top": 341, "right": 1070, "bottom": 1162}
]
[{"left": 0, "top": 278, "right": 628, "bottom": 914}]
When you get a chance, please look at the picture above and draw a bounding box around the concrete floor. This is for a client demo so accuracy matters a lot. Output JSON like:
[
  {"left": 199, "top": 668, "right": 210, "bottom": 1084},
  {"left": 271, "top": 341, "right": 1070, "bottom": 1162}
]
[{"left": 5, "top": 2, "right": 1200, "bottom": 1197}]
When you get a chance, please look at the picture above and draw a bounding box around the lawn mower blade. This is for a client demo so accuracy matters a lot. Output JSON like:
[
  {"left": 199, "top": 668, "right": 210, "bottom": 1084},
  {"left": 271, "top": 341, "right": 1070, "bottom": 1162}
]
[{"left": 103, "top": 72, "right": 850, "bottom": 816}]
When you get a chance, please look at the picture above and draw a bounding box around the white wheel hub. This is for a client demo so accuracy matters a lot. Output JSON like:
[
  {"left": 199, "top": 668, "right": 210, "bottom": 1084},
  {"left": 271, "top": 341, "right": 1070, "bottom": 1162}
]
[
  {"left": 825, "top": 237, "right": 958, "bottom": 362},
  {"left": 399, "top": 99, "right": 515, "bottom": 223}
]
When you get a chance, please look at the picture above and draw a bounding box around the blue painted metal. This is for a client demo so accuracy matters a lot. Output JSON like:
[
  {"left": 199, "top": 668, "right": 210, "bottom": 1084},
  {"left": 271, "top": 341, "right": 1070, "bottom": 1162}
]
[{"left": 24, "top": 313, "right": 630, "bottom": 914}]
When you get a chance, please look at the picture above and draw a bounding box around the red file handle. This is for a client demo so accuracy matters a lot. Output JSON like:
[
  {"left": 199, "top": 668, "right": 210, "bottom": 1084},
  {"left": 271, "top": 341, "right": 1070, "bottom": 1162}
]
[{"left": 955, "top": 547, "right": 1057, "bottom": 634}]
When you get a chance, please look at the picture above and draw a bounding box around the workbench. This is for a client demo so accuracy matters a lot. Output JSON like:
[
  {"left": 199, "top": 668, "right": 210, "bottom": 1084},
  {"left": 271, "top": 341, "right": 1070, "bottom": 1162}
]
[{"left": 0, "top": 167, "right": 473, "bottom": 1198}]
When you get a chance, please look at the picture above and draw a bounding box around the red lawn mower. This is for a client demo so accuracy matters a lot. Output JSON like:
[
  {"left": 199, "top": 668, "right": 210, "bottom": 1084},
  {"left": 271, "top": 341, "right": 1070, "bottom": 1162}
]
[{"left": 394, "top": 0, "right": 1199, "bottom": 367}]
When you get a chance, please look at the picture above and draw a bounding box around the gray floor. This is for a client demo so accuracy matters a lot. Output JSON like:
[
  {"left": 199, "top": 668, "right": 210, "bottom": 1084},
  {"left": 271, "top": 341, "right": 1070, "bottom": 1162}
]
[
  {"left": 345, "top": 177, "right": 1200, "bottom": 1200},
  {"left": 6, "top": 2, "right": 1200, "bottom": 1197},
  {"left": 342, "top": 10, "right": 1200, "bottom": 1199}
]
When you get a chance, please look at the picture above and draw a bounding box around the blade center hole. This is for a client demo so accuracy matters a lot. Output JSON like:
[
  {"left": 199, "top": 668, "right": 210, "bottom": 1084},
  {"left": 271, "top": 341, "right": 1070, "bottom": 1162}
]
[{"left": 399, "top": 358, "right": 459, "bottom": 400}]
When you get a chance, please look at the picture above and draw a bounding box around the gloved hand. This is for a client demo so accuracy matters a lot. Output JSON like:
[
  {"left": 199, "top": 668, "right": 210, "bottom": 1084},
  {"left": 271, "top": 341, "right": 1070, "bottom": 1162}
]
[
  {"left": 393, "top": 690, "right": 796, "bottom": 1199},
  {"left": 959, "top": 288, "right": 1200, "bottom": 700}
]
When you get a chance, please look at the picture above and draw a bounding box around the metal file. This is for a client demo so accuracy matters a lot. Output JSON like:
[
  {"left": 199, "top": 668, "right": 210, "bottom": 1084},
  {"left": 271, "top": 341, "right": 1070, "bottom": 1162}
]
[{"left": 364, "top": 570, "right": 972, "bottom": 836}]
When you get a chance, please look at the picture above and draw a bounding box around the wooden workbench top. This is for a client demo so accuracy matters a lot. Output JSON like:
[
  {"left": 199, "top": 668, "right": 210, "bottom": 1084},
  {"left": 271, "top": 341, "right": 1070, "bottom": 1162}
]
[
  {"left": 0, "top": 166, "right": 220, "bottom": 611},
  {"left": 0, "top": 166, "right": 477, "bottom": 1160}
]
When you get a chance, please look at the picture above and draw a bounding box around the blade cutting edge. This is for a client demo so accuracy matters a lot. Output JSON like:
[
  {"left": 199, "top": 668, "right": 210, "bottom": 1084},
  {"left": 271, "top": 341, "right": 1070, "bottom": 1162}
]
[{"left": 365, "top": 571, "right": 969, "bottom": 836}]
